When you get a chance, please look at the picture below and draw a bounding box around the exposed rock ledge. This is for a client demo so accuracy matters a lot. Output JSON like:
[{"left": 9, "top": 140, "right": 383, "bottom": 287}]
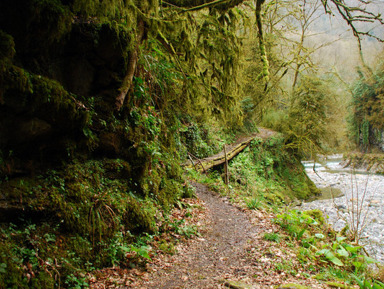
[{"left": 341, "top": 152, "right": 384, "bottom": 174}]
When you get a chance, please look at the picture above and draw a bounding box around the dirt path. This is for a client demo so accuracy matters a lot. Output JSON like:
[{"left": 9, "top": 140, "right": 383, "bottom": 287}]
[
  {"left": 130, "top": 183, "right": 328, "bottom": 289},
  {"left": 138, "top": 182, "right": 258, "bottom": 288},
  {"left": 91, "top": 182, "right": 331, "bottom": 288}
]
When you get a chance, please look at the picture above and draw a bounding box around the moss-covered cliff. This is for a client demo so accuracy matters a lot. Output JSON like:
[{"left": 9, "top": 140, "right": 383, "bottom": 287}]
[
  {"left": 0, "top": 1, "right": 192, "bottom": 286},
  {"left": 0, "top": 1, "right": 320, "bottom": 287}
]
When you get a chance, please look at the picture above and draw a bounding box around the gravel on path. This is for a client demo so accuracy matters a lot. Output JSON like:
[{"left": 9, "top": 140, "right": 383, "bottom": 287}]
[{"left": 131, "top": 182, "right": 329, "bottom": 289}]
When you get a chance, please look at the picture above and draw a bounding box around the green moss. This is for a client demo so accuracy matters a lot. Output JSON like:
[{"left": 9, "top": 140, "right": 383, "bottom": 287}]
[
  {"left": 0, "top": 0, "right": 72, "bottom": 60},
  {"left": 0, "top": 241, "right": 27, "bottom": 289},
  {"left": 29, "top": 0, "right": 72, "bottom": 43},
  {"left": 0, "top": 61, "right": 32, "bottom": 96},
  {"left": 0, "top": 30, "right": 15, "bottom": 61},
  {"left": 305, "top": 209, "right": 325, "bottom": 225},
  {"left": 0, "top": 154, "right": 187, "bottom": 287},
  {"left": 264, "top": 191, "right": 286, "bottom": 205},
  {"left": 325, "top": 281, "right": 354, "bottom": 288},
  {"left": 29, "top": 272, "right": 55, "bottom": 289},
  {"left": 0, "top": 159, "right": 159, "bottom": 240},
  {"left": 0, "top": 223, "right": 94, "bottom": 288},
  {"left": 1, "top": 62, "right": 89, "bottom": 127},
  {"left": 225, "top": 133, "right": 319, "bottom": 206},
  {"left": 124, "top": 197, "right": 157, "bottom": 234}
]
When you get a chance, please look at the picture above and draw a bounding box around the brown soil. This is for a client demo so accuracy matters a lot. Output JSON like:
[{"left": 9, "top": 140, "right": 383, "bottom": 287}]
[
  {"left": 140, "top": 181, "right": 258, "bottom": 288},
  {"left": 90, "top": 182, "right": 337, "bottom": 289}
]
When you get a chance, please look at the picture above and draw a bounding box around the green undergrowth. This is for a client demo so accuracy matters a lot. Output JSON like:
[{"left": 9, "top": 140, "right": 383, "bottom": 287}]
[
  {"left": 0, "top": 197, "right": 202, "bottom": 289},
  {"left": 0, "top": 157, "right": 198, "bottom": 288},
  {"left": 179, "top": 119, "right": 231, "bottom": 159},
  {"left": 274, "top": 209, "right": 383, "bottom": 288},
  {"left": 185, "top": 133, "right": 384, "bottom": 288},
  {"left": 187, "top": 134, "right": 320, "bottom": 209}
]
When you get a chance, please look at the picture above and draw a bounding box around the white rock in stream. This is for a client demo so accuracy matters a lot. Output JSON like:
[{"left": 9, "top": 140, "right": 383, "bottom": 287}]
[{"left": 300, "top": 158, "right": 384, "bottom": 264}]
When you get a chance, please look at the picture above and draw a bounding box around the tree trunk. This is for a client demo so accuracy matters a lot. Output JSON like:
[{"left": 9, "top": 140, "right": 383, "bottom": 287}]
[
  {"left": 224, "top": 144, "right": 229, "bottom": 185},
  {"left": 183, "top": 128, "right": 277, "bottom": 172},
  {"left": 115, "top": 19, "right": 145, "bottom": 110}
]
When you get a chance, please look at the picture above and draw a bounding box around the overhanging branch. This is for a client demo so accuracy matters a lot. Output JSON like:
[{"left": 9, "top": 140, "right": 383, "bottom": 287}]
[{"left": 163, "top": 0, "right": 246, "bottom": 11}]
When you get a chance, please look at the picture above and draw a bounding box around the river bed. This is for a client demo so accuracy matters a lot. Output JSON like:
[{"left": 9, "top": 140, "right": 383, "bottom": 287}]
[{"left": 300, "top": 155, "right": 384, "bottom": 263}]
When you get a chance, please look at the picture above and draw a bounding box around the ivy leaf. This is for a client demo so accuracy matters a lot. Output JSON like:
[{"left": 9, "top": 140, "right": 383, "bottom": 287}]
[
  {"left": 344, "top": 244, "right": 361, "bottom": 253},
  {"left": 352, "top": 261, "right": 364, "bottom": 270},
  {"left": 120, "top": 246, "right": 131, "bottom": 253},
  {"left": 352, "top": 274, "right": 365, "bottom": 287},
  {"left": 336, "top": 246, "right": 349, "bottom": 258},
  {"left": 336, "top": 236, "right": 347, "bottom": 242},
  {"left": 131, "top": 245, "right": 151, "bottom": 260},
  {"left": 325, "top": 251, "right": 344, "bottom": 266},
  {"left": 316, "top": 248, "right": 329, "bottom": 256},
  {"left": 297, "top": 228, "right": 306, "bottom": 240},
  {"left": 0, "top": 263, "right": 6, "bottom": 273}
]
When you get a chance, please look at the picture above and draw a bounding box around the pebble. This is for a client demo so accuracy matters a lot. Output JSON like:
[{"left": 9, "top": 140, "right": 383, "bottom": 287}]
[{"left": 300, "top": 156, "right": 384, "bottom": 263}]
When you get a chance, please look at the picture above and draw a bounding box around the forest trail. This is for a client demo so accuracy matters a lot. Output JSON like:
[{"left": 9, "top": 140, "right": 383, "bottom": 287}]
[
  {"left": 184, "top": 128, "right": 277, "bottom": 172},
  {"left": 89, "top": 130, "right": 333, "bottom": 289},
  {"left": 138, "top": 181, "right": 258, "bottom": 288},
  {"left": 120, "top": 183, "right": 329, "bottom": 289}
]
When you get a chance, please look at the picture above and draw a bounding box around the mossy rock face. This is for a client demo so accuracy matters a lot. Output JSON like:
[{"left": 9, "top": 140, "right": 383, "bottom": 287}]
[
  {"left": 224, "top": 280, "right": 253, "bottom": 289},
  {"left": 306, "top": 187, "right": 343, "bottom": 202},
  {"left": 0, "top": 0, "right": 72, "bottom": 53},
  {"left": 0, "top": 155, "right": 185, "bottom": 287},
  {"left": 0, "top": 30, "right": 15, "bottom": 60},
  {"left": 123, "top": 197, "right": 157, "bottom": 234},
  {"left": 0, "top": 61, "right": 91, "bottom": 178},
  {"left": 0, "top": 159, "right": 152, "bottom": 237},
  {"left": 343, "top": 152, "right": 384, "bottom": 174},
  {"left": 264, "top": 191, "right": 286, "bottom": 205},
  {"left": 0, "top": 13, "right": 135, "bottom": 179},
  {"left": 0, "top": 155, "right": 183, "bottom": 237},
  {"left": 250, "top": 135, "right": 320, "bottom": 201}
]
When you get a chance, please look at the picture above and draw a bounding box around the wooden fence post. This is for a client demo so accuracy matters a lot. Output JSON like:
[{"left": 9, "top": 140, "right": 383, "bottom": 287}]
[{"left": 224, "top": 144, "right": 229, "bottom": 185}]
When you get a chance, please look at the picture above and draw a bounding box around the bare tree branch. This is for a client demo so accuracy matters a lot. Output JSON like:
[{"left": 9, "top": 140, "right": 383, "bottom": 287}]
[{"left": 163, "top": 0, "right": 246, "bottom": 11}]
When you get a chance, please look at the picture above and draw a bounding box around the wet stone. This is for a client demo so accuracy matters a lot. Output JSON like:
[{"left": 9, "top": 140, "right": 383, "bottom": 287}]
[{"left": 300, "top": 156, "right": 384, "bottom": 264}]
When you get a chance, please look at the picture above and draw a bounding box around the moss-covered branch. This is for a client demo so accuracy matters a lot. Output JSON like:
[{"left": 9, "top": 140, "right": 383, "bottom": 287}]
[
  {"left": 164, "top": 0, "right": 246, "bottom": 10},
  {"left": 255, "top": 0, "right": 269, "bottom": 84},
  {"left": 115, "top": 19, "right": 145, "bottom": 110}
]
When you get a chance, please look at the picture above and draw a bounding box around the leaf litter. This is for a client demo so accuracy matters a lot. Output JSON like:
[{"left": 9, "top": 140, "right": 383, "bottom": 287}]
[{"left": 90, "top": 182, "right": 347, "bottom": 288}]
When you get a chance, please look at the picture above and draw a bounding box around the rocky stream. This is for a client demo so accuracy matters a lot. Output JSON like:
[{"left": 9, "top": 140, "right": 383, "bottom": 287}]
[{"left": 300, "top": 155, "right": 384, "bottom": 264}]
